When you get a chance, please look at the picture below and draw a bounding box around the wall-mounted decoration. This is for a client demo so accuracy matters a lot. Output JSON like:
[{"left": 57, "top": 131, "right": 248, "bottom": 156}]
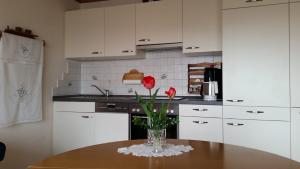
[
  {"left": 122, "top": 69, "right": 144, "bottom": 85},
  {"left": 0, "top": 26, "right": 45, "bottom": 46}
]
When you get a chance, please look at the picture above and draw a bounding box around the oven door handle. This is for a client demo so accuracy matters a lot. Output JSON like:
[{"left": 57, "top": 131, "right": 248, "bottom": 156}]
[{"left": 132, "top": 116, "right": 148, "bottom": 119}]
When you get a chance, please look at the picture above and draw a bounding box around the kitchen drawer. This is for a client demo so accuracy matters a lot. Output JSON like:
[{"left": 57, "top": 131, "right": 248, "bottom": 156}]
[
  {"left": 224, "top": 119, "right": 290, "bottom": 158},
  {"left": 179, "top": 104, "right": 222, "bottom": 118},
  {"left": 179, "top": 117, "right": 223, "bottom": 143},
  {"left": 223, "top": 0, "right": 288, "bottom": 9},
  {"left": 54, "top": 102, "right": 95, "bottom": 112},
  {"left": 223, "top": 106, "right": 290, "bottom": 121}
]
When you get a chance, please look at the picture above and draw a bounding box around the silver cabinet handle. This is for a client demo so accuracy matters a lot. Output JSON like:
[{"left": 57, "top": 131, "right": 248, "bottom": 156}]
[
  {"left": 227, "top": 123, "right": 244, "bottom": 126},
  {"left": 192, "top": 108, "right": 208, "bottom": 112},
  {"left": 81, "top": 115, "right": 90, "bottom": 119},
  {"left": 138, "top": 38, "right": 151, "bottom": 42},
  {"left": 193, "top": 121, "right": 208, "bottom": 124},
  {"left": 91, "top": 51, "right": 102, "bottom": 55},
  {"left": 227, "top": 99, "right": 244, "bottom": 102},
  {"left": 246, "top": 0, "right": 263, "bottom": 2},
  {"left": 186, "top": 47, "right": 200, "bottom": 50},
  {"left": 122, "top": 50, "right": 134, "bottom": 53},
  {"left": 246, "top": 111, "right": 264, "bottom": 114}
]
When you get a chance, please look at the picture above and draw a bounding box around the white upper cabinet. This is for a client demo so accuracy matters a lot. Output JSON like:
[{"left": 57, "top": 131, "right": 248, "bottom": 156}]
[
  {"left": 183, "top": 0, "right": 222, "bottom": 54},
  {"left": 223, "top": 4, "right": 290, "bottom": 107},
  {"left": 105, "top": 5, "right": 136, "bottom": 57},
  {"left": 65, "top": 8, "right": 105, "bottom": 59},
  {"left": 136, "top": 0, "right": 182, "bottom": 45},
  {"left": 290, "top": 2, "right": 300, "bottom": 108},
  {"left": 223, "top": 0, "right": 288, "bottom": 9},
  {"left": 292, "top": 108, "right": 300, "bottom": 162}
]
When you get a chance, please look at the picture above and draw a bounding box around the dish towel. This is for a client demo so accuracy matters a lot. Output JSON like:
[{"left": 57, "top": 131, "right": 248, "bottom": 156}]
[{"left": 0, "top": 32, "right": 44, "bottom": 128}]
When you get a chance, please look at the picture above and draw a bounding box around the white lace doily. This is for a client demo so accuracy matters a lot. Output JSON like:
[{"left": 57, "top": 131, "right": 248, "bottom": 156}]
[{"left": 117, "top": 144, "right": 194, "bottom": 157}]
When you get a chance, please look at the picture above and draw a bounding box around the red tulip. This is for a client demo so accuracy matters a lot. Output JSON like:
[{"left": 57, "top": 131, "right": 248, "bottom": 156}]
[
  {"left": 165, "top": 87, "right": 176, "bottom": 99},
  {"left": 142, "top": 76, "right": 155, "bottom": 90}
]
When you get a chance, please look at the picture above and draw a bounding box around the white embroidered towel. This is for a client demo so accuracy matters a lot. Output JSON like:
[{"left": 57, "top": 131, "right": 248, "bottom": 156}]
[{"left": 0, "top": 32, "right": 44, "bottom": 128}]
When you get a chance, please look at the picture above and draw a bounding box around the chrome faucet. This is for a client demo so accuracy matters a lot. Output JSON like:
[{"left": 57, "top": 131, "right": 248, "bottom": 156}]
[{"left": 91, "top": 84, "right": 110, "bottom": 98}]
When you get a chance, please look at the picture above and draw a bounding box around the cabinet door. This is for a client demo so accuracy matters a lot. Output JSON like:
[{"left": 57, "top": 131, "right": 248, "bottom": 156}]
[
  {"left": 136, "top": 0, "right": 182, "bottom": 45},
  {"left": 105, "top": 5, "right": 136, "bottom": 57},
  {"left": 65, "top": 8, "right": 105, "bottom": 58},
  {"left": 292, "top": 108, "right": 300, "bottom": 162},
  {"left": 223, "top": 0, "right": 288, "bottom": 9},
  {"left": 179, "top": 104, "right": 223, "bottom": 118},
  {"left": 223, "top": 4, "right": 289, "bottom": 107},
  {"left": 93, "top": 113, "right": 129, "bottom": 144},
  {"left": 183, "top": 0, "right": 222, "bottom": 53},
  {"left": 179, "top": 117, "right": 223, "bottom": 143},
  {"left": 290, "top": 2, "right": 300, "bottom": 108},
  {"left": 53, "top": 112, "right": 94, "bottom": 154},
  {"left": 224, "top": 119, "right": 290, "bottom": 158}
]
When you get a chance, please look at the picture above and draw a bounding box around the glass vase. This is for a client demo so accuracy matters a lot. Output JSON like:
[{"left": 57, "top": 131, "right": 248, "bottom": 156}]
[{"left": 148, "top": 129, "right": 166, "bottom": 153}]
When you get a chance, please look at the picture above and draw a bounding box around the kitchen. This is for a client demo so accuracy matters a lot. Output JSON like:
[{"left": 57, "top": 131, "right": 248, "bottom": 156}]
[{"left": 0, "top": 0, "right": 300, "bottom": 169}]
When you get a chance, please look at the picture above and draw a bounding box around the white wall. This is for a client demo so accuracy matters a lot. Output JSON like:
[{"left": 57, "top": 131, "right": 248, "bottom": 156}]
[
  {"left": 0, "top": 0, "right": 79, "bottom": 169},
  {"left": 80, "top": 0, "right": 142, "bottom": 8}
]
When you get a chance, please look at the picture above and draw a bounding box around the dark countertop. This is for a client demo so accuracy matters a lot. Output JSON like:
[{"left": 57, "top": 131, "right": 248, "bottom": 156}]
[{"left": 52, "top": 95, "right": 223, "bottom": 106}]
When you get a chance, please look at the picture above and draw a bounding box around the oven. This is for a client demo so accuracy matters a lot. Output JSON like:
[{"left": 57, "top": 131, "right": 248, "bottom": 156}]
[{"left": 129, "top": 103, "right": 179, "bottom": 140}]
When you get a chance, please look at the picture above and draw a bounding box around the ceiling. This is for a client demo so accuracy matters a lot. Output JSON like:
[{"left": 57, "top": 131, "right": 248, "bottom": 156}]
[{"left": 75, "top": 0, "right": 108, "bottom": 3}]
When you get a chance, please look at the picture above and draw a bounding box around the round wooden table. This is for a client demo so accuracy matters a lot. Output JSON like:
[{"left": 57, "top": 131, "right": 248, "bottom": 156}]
[{"left": 28, "top": 140, "right": 300, "bottom": 169}]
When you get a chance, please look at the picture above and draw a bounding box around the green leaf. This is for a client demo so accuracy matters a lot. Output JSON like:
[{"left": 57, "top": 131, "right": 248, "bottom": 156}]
[{"left": 132, "top": 116, "right": 148, "bottom": 129}]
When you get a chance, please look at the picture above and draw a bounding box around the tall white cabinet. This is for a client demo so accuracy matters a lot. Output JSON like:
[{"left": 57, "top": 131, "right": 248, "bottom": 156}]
[
  {"left": 105, "top": 5, "right": 136, "bottom": 57},
  {"left": 136, "top": 0, "right": 182, "bottom": 45},
  {"left": 65, "top": 8, "right": 105, "bottom": 58},
  {"left": 290, "top": 2, "right": 300, "bottom": 108},
  {"left": 223, "top": 107, "right": 291, "bottom": 158},
  {"left": 222, "top": 2, "right": 291, "bottom": 158},
  {"left": 292, "top": 109, "right": 300, "bottom": 162},
  {"left": 291, "top": 2, "right": 300, "bottom": 163},
  {"left": 223, "top": 4, "right": 290, "bottom": 107},
  {"left": 182, "top": 0, "right": 222, "bottom": 54}
]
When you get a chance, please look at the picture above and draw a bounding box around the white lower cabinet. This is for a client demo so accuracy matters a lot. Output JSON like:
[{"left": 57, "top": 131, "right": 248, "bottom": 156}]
[
  {"left": 53, "top": 102, "right": 129, "bottom": 154},
  {"left": 223, "top": 119, "right": 290, "bottom": 158},
  {"left": 179, "top": 117, "right": 223, "bottom": 143},
  {"left": 53, "top": 112, "right": 95, "bottom": 154},
  {"left": 292, "top": 108, "right": 300, "bottom": 162},
  {"left": 179, "top": 104, "right": 223, "bottom": 143},
  {"left": 93, "top": 113, "right": 129, "bottom": 145}
]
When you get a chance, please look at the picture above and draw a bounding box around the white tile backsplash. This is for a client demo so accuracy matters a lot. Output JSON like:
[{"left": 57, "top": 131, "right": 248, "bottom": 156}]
[
  {"left": 80, "top": 49, "right": 222, "bottom": 96},
  {"left": 54, "top": 49, "right": 221, "bottom": 96},
  {"left": 53, "top": 60, "right": 81, "bottom": 96}
]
